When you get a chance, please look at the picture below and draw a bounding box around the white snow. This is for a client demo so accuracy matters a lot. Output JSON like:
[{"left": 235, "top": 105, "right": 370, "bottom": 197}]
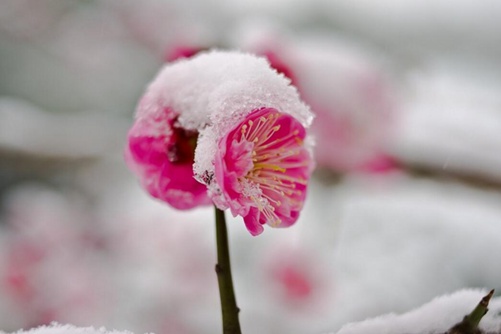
[
  {"left": 310, "top": 174, "right": 501, "bottom": 331},
  {"left": 392, "top": 63, "right": 501, "bottom": 181},
  {"left": 0, "top": 323, "right": 139, "bottom": 334},
  {"left": 329, "top": 289, "right": 501, "bottom": 334},
  {"left": 139, "top": 50, "right": 311, "bottom": 132}
]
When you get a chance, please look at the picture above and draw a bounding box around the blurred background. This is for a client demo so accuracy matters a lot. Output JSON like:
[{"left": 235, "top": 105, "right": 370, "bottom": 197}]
[{"left": 1, "top": 0, "right": 501, "bottom": 333}]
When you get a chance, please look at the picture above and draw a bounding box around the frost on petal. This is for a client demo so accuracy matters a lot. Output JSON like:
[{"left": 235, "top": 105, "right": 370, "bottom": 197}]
[{"left": 211, "top": 107, "right": 314, "bottom": 235}]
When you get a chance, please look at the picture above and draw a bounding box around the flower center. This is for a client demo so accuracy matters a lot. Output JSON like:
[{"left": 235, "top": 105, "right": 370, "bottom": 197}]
[
  {"left": 237, "top": 111, "right": 308, "bottom": 225},
  {"left": 167, "top": 121, "right": 198, "bottom": 164}
]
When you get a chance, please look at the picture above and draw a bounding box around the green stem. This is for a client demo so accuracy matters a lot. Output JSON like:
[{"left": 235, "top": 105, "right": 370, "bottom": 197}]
[
  {"left": 448, "top": 289, "right": 494, "bottom": 334},
  {"left": 215, "top": 207, "right": 242, "bottom": 334}
]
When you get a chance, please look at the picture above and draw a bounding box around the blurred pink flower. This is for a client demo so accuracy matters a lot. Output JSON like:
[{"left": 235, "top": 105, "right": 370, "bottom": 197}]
[
  {"left": 309, "top": 71, "right": 396, "bottom": 173},
  {"left": 267, "top": 254, "right": 325, "bottom": 308},
  {"left": 274, "top": 263, "right": 313, "bottom": 301},
  {"left": 235, "top": 26, "right": 398, "bottom": 174},
  {"left": 164, "top": 45, "right": 205, "bottom": 63},
  {"left": 214, "top": 107, "right": 313, "bottom": 236},
  {"left": 0, "top": 186, "right": 110, "bottom": 330},
  {"left": 259, "top": 242, "right": 334, "bottom": 319},
  {"left": 126, "top": 98, "right": 211, "bottom": 210}
]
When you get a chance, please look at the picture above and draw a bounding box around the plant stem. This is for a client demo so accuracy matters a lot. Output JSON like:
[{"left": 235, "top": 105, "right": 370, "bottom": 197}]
[
  {"left": 214, "top": 207, "right": 242, "bottom": 334},
  {"left": 447, "top": 289, "right": 494, "bottom": 334}
]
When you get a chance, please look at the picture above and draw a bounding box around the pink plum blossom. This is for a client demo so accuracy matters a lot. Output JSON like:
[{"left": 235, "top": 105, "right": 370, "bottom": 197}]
[
  {"left": 128, "top": 50, "right": 312, "bottom": 216},
  {"left": 213, "top": 107, "right": 313, "bottom": 236},
  {"left": 125, "top": 97, "right": 211, "bottom": 210}
]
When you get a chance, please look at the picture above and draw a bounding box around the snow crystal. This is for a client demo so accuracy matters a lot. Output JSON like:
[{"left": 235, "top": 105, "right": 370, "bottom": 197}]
[
  {"left": 0, "top": 323, "right": 142, "bottom": 334},
  {"left": 327, "top": 289, "right": 501, "bottom": 334}
]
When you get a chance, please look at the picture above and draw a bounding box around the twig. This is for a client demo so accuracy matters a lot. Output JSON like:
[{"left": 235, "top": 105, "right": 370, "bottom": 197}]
[{"left": 215, "top": 207, "right": 242, "bottom": 334}]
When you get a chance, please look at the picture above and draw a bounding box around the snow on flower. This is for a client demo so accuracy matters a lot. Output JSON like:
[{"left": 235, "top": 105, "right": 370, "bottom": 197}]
[
  {"left": 178, "top": 51, "right": 313, "bottom": 235},
  {"left": 127, "top": 50, "right": 313, "bottom": 227},
  {"left": 212, "top": 107, "right": 313, "bottom": 235}
]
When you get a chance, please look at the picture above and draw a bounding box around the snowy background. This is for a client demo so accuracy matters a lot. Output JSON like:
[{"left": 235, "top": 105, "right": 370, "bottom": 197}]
[{"left": 1, "top": 0, "right": 501, "bottom": 333}]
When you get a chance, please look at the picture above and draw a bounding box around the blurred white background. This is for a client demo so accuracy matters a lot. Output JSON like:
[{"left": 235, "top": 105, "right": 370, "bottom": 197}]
[{"left": 1, "top": 1, "right": 501, "bottom": 333}]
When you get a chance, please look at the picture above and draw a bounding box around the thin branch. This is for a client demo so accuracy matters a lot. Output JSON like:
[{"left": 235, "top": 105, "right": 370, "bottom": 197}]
[{"left": 214, "top": 207, "right": 242, "bottom": 334}]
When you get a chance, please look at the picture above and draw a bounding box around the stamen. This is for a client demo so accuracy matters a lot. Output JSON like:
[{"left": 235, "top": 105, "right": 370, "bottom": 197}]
[
  {"left": 252, "top": 116, "right": 280, "bottom": 145},
  {"left": 243, "top": 113, "right": 280, "bottom": 145},
  {"left": 235, "top": 110, "right": 309, "bottom": 228},
  {"left": 258, "top": 170, "right": 308, "bottom": 185},
  {"left": 253, "top": 163, "right": 286, "bottom": 173},
  {"left": 255, "top": 133, "right": 300, "bottom": 152},
  {"left": 240, "top": 124, "right": 248, "bottom": 141},
  {"left": 255, "top": 147, "right": 303, "bottom": 164},
  {"left": 245, "top": 117, "right": 265, "bottom": 142}
]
